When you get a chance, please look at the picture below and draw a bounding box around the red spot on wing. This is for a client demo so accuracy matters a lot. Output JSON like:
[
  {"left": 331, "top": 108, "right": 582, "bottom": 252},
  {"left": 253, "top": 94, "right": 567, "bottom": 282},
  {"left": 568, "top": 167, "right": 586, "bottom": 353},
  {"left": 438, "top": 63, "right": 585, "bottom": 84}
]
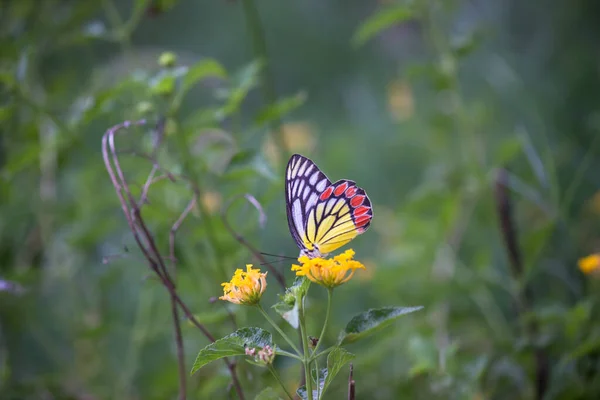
[
  {"left": 353, "top": 206, "right": 370, "bottom": 217},
  {"left": 355, "top": 214, "right": 371, "bottom": 228},
  {"left": 345, "top": 186, "right": 357, "bottom": 198},
  {"left": 334, "top": 182, "right": 348, "bottom": 196},
  {"left": 350, "top": 195, "right": 365, "bottom": 207},
  {"left": 320, "top": 186, "right": 334, "bottom": 201}
]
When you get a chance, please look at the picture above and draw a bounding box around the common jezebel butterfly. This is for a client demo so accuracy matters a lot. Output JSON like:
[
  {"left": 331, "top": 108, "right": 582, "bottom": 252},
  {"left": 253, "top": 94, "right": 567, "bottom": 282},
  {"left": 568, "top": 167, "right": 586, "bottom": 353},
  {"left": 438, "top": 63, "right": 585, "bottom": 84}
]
[{"left": 285, "top": 154, "right": 373, "bottom": 259}]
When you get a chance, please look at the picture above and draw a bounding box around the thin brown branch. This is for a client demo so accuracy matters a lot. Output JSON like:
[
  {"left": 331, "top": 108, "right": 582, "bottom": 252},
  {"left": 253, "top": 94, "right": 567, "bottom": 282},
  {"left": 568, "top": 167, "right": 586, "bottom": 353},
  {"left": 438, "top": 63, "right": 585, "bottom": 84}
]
[
  {"left": 495, "top": 168, "right": 524, "bottom": 279},
  {"left": 347, "top": 363, "right": 355, "bottom": 400},
  {"left": 221, "top": 194, "right": 286, "bottom": 289},
  {"left": 139, "top": 164, "right": 159, "bottom": 206},
  {"left": 169, "top": 196, "right": 198, "bottom": 279},
  {"left": 172, "top": 296, "right": 186, "bottom": 400},
  {"left": 494, "top": 168, "right": 549, "bottom": 400},
  {"left": 102, "top": 120, "right": 246, "bottom": 400}
]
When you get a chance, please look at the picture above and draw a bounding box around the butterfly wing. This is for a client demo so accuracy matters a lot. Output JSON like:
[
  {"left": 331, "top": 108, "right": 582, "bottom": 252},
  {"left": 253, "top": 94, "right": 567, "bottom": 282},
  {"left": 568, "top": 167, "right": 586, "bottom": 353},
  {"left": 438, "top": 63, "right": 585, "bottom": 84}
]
[
  {"left": 285, "top": 154, "right": 332, "bottom": 254},
  {"left": 285, "top": 154, "right": 373, "bottom": 257},
  {"left": 305, "top": 179, "right": 372, "bottom": 255}
]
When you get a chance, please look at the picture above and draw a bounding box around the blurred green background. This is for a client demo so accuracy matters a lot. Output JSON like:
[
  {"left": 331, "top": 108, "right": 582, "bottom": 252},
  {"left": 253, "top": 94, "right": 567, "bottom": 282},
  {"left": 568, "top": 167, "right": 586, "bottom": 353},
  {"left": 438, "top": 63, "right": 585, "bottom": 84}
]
[{"left": 2, "top": 0, "right": 600, "bottom": 399}]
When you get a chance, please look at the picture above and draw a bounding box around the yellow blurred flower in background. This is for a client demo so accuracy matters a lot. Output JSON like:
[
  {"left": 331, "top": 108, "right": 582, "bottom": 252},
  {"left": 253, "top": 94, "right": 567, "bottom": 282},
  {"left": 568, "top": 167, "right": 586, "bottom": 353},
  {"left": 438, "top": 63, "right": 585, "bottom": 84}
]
[
  {"left": 220, "top": 265, "right": 268, "bottom": 305},
  {"left": 387, "top": 80, "right": 414, "bottom": 121},
  {"left": 263, "top": 122, "right": 317, "bottom": 167},
  {"left": 589, "top": 191, "right": 600, "bottom": 215},
  {"left": 291, "top": 249, "right": 365, "bottom": 288},
  {"left": 201, "top": 191, "right": 222, "bottom": 214},
  {"left": 578, "top": 254, "right": 600, "bottom": 275}
]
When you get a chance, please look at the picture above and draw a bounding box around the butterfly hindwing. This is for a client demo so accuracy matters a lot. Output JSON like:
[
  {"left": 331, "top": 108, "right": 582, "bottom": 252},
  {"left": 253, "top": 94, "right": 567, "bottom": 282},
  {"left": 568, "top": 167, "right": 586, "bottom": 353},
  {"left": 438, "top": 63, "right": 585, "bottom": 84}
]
[
  {"left": 285, "top": 154, "right": 373, "bottom": 258},
  {"left": 309, "top": 179, "right": 372, "bottom": 255}
]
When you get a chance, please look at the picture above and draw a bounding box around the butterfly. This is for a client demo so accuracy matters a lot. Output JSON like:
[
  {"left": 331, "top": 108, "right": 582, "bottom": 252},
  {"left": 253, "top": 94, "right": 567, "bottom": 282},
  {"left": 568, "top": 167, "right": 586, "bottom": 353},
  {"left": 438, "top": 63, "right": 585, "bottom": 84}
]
[{"left": 285, "top": 154, "right": 373, "bottom": 259}]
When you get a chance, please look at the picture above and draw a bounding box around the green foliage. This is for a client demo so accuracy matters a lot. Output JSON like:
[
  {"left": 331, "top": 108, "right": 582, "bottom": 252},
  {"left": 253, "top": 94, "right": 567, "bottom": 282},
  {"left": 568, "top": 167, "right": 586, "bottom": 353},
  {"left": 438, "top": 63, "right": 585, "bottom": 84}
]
[
  {"left": 190, "top": 328, "right": 273, "bottom": 374},
  {"left": 2, "top": 0, "right": 600, "bottom": 399},
  {"left": 322, "top": 348, "right": 355, "bottom": 395},
  {"left": 254, "top": 387, "right": 284, "bottom": 400},
  {"left": 352, "top": 5, "right": 415, "bottom": 47},
  {"left": 338, "top": 306, "right": 424, "bottom": 345},
  {"left": 272, "top": 277, "right": 310, "bottom": 328}
]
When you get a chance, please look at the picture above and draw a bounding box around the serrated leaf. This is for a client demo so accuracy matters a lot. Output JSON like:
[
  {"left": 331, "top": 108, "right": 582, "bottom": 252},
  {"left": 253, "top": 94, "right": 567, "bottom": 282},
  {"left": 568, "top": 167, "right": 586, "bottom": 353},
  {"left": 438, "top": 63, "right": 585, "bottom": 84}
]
[
  {"left": 255, "top": 92, "right": 307, "bottom": 126},
  {"left": 182, "top": 59, "right": 227, "bottom": 92},
  {"left": 254, "top": 387, "right": 284, "bottom": 400},
  {"left": 352, "top": 6, "right": 414, "bottom": 47},
  {"left": 321, "top": 348, "right": 355, "bottom": 395},
  {"left": 190, "top": 327, "right": 273, "bottom": 375},
  {"left": 338, "top": 306, "right": 423, "bottom": 345}
]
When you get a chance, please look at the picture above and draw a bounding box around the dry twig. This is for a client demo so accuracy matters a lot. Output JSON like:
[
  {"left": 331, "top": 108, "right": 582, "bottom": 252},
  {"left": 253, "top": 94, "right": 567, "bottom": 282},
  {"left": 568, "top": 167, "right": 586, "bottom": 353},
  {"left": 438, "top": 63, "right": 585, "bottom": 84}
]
[{"left": 102, "top": 119, "right": 245, "bottom": 400}]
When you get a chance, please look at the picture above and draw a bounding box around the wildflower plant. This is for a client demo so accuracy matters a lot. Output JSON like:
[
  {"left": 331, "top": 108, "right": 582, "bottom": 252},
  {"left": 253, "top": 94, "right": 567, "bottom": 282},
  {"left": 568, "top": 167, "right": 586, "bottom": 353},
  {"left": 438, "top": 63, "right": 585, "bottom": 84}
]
[{"left": 191, "top": 249, "right": 423, "bottom": 399}]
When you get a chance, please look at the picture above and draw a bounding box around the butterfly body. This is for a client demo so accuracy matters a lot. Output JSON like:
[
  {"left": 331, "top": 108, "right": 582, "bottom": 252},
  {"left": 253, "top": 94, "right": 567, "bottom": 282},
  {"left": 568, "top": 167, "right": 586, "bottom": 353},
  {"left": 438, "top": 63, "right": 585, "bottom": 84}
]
[{"left": 285, "top": 154, "right": 373, "bottom": 259}]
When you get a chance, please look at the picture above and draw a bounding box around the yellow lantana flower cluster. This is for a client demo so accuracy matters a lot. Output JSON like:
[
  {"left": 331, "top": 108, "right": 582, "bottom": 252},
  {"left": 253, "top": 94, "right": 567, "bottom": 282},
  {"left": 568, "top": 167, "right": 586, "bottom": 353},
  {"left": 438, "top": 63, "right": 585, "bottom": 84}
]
[
  {"left": 220, "top": 265, "right": 267, "bottom": 305},
  {"left": 291, "top": 249, "right": 365, "bottom": 288}
]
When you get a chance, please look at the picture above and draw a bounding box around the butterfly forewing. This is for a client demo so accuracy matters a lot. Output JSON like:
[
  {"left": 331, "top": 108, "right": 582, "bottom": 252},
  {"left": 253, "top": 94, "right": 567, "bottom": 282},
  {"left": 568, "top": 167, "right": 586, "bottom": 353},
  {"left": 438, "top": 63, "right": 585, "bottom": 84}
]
[
  {"left": 285, "top": 154, "right": 331, "bottom": 253},
  {"left": 285, "top": 154, "right": 373, "bottom": 258}
]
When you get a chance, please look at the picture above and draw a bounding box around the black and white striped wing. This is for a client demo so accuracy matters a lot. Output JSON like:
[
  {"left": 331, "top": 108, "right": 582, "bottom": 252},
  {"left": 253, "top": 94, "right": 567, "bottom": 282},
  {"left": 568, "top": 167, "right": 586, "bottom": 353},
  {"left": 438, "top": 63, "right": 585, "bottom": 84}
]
[{"left": 285, "top": 154, "right": 331, "bottom": 252}]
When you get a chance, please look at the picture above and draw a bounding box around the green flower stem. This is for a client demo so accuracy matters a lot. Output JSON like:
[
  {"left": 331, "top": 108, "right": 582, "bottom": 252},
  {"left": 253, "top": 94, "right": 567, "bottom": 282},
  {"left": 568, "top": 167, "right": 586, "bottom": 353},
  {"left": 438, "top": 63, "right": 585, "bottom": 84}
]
[
  {"left": 312, "top": 288, "right": 332, "bottom": 398},
  {"left": 268, "top": 364, "right": 294, "bottom": 400},
  {"left": 276, "top": 348, "right": 302, "bottom": 361},
  {"left": 298, "top": 296, "right": 314, "bottom": 400},
  {"left": 314, "top": 357, "right": 321, "bottom": 399},
  {"left": 257, "top": 305, "right": 302, "bottom": 356},
  {"left": 309, "top": 345, "right": 336, "bottom": 362},
  {"left": 313, "top": 288, "right": 333, "bottom": 355}
]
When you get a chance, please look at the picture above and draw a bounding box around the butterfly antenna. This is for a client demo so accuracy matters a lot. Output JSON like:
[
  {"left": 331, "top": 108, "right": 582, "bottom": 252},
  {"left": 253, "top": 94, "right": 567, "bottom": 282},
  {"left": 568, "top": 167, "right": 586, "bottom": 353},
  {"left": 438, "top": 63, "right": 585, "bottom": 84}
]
[
  {"left": 260, "top": 252, "right": 297, "bottom": 260},
  {"left": 259, "top": 258, "right": 291, "bottom": 266}
]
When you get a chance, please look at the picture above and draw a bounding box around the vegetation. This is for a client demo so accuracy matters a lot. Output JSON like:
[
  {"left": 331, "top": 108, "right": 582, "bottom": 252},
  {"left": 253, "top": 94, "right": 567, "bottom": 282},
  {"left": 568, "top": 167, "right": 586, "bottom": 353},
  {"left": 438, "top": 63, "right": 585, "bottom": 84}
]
[{"left": 2, "top": 0, "right": 600, "bottom": 399}]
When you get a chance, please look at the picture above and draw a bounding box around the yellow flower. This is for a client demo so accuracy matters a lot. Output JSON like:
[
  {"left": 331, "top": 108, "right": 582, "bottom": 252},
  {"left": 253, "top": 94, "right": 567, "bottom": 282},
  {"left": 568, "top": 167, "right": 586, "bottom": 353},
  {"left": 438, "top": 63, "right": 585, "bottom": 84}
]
[
  {"left": 220, "top": 265, "right": 267, "bottom": 305},
  {"left": 291, "top": 249, "right": 365, "bottom": 288},
  {"left": 578, "top": 254, "right": 600, "bottom": 275}
]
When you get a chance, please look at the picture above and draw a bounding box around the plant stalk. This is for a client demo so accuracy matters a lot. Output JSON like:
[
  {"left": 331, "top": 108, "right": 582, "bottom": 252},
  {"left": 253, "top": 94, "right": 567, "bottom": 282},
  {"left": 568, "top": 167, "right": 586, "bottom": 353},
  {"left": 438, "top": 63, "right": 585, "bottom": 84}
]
[
  {"left": 298, "top": 296, "right": 314, "bottom": 400},
  {"left": 258, "top": 305, "right": 302, "bottom": 356}
]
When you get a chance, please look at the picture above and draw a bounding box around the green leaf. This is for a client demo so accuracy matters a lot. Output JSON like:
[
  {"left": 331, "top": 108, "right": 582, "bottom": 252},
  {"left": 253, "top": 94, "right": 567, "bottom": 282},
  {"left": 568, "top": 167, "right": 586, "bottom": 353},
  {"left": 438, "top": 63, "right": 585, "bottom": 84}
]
[
  {"left": 0, "top": 71, "right": 16, "bottom": 87},
  {"left": 150, "top": 73, "right": 176, "bottom": 96},
  {"left": 255, "top": 91, "right": 307, "bottom": 126},
  {"left": 254, "top": 387, "right": 284, "bottom": 400},
  {"left": 494, "top": 137, "right": 523, "bottom": 165},
  {"left": 338, "top": 306, "right": 423, "bottom": 345},
  {"left": 182, "top": 59, "right": 227, "bottom": 92},
  {"left": 352, "top": 6, "right": 414, "bottom": 47},
  {"left": 190, "top": 327, "right": 273, "bottom": 375},
  {"left": 220, "top": 61, "right": 262, "bottom": 114},
  {"left": 227, "top": 150, "right": 258, "bottom": 170},
  {"left": 273, "top": 300, "right": 299, "bottom": 329},
  {"left": 272, "top": 277, "right": 310, "bottom": 329},
  {"left": 322, "top": 348, "right": 355, "bottom": 395}
]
